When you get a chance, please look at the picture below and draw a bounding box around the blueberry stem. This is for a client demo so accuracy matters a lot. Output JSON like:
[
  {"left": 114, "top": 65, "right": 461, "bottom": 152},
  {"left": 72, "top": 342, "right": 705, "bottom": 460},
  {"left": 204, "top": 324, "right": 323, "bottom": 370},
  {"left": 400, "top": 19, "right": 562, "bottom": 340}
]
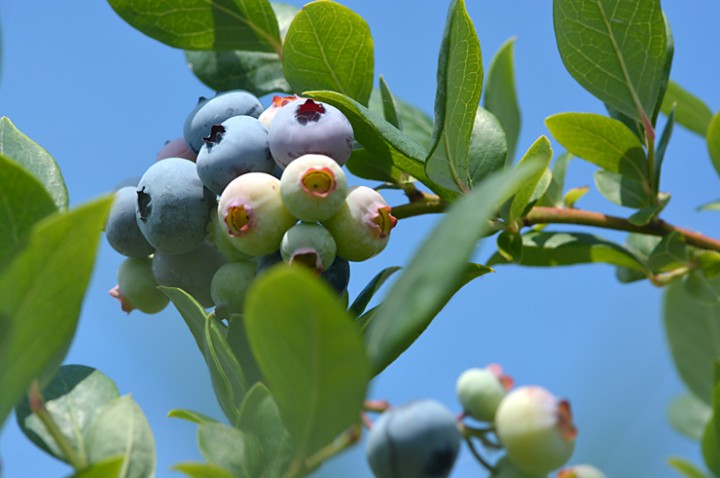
[
  {"left": 303, "top": 425, "right": 361, "bottom": 471},
  {"left": 463, "top": 435, "right": 496, "bottom": 473}
]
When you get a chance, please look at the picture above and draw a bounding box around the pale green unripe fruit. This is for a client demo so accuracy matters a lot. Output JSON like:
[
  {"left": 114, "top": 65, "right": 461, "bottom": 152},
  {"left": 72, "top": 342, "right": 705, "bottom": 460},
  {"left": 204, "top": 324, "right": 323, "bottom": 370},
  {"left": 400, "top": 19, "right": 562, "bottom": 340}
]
[
  {"left": 491, "top": 457, "right": 547, "bottom": 478},
  {"left": 211, "top": 261, "right": 257, "bottom": 319},
  {"left": 110, "top": 257, "right": 168, "bottom": 314},
  {"left": 557, "top": 465, "right": 606, "bottom": 478},
  {"left": 280, "top": 154, "right": 348, "bottom": 221},
  {"left": 280, "top": 222, "right": 337, "bottom": 272},
  {"left": 456, "top": 365, "right": 512, "bottom": 422},
  {"left": 495, "top": 386, "right": 576, "bottom": 474},
  {"left": 207, "top": 210, "right": 253, "bottom": 262},
  {"left": 218, "top": 172, "right": 297, "bottom": 256},
  {"left": 322, "top": 186, "right": 397, "bottom": 262}
]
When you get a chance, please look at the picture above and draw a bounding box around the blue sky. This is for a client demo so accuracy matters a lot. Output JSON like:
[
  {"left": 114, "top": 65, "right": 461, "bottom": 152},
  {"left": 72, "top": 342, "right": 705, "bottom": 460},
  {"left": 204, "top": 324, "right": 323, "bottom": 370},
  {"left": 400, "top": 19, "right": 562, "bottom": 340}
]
[{"left": 1, "top": 1, "right": 719, "bottom": 477}]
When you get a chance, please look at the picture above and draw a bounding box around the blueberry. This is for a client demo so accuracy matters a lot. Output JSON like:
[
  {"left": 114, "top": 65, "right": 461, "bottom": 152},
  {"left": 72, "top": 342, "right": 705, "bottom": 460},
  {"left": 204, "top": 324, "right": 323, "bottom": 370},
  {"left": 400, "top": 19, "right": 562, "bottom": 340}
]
[
  {"left": 268, "top": 99, "right": 354, "bottom": 168},
  {"left": 135, "top": 157, "right": 216, "bottom": 255},
  {"left": 321, "top": 256, "right": 350, "bottom": 294},
  {"left": 256, "top": 250, "right": 284, "bottom": 276},
  {"left": 207, "top": 210, "right": 254, "bottom": 262},
  {"left": 322, "top": 186, "right": 397, "bottom": 262},
  {"left": 217, "top": 172, "right": 297, "bottom": 256},
  {"left": 495, "top": 386, "right": 577, "bottom": 474},
  {"left": 184, "top": 90, "right": 264, "bottom": 152},
  {"left": 366, "top": 399, "right": 461, "bottom": 478},
  {"left": 156, "top": 137, "right": 197, "bottom": 162},
  {"left": 109, "top": 257, "right": 168, "bottom": 314},
  {"left": 456, "top": 364, "right": 513, "bottom": 422},
  {"left": 152, "top": 242, "right": 227, "bottom": 308},
  {"left": 196, "top": 115, "right": 275, "bottom": 195},
  {"left": 258, "top": 94, "right": 301, "bottom": 129},
  {"left": 210, "top": 260, "right": 257, "bottom": 319},
  {"left": 280, "top": 154, "right": 348, "bottom": 222},
  {"left": 105, "top": 186, "right": 155, "bottom": 258},
  {"left": 280, "top": 222, "right": 337, "bottom": 273}
]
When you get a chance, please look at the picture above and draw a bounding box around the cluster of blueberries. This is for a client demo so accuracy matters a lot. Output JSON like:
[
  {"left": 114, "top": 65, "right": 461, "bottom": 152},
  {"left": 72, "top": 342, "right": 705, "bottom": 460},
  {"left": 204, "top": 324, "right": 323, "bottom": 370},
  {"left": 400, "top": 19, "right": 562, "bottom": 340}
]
[{"left": 105, "top": 90, "right": 396, "bottom": 317}]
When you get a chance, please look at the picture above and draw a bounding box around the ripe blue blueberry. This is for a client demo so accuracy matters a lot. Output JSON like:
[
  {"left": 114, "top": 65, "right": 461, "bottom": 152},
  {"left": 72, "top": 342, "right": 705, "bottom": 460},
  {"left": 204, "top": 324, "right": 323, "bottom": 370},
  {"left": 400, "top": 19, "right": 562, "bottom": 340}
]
[
  {"left": 280, "top": 154, "right": 348, "bottom": 222},
  {"left": 196, "top": 115, "right": 275, "bottom": 195},
  {"left": 109, "top": 257, "right": 168, "bottom": 314},
  {"left": 184, "top": 90, "right": 264, "bottom": 152},
  {"left": 268, "top": 99, "right": 354, "bottom": 168},
  {"left": 210, "top": 260, "right": 257, "bottom": 319},
  {"left": 280, "top": 222, "right": 337, "bottom": 273},
  {"left": 105, "top": 186, "right": 155, "bottom": 258},
  {"left": 256, "top": 251, "right": 350, "bottom": 294},
  {"left": 366, "top": 399, "right": 461, "bottom": 478},
  {"left": 152, "top": 242, "right": 227, "bottom": 308},
  {"left": 156, "top": 137, "right": 197, "bottom": 162},
  {"left": 135, "top": 157, "right": 216, "bottom": 255}
]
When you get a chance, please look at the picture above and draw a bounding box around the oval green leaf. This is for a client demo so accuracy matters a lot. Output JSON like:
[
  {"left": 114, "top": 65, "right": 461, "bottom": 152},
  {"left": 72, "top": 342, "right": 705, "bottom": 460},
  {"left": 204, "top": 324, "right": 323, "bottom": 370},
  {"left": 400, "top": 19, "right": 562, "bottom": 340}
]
[
  {"left": 594, "top": 170, "right": 653, "bottom": 209},
  {"left": 368, "top": 88, "right": 434, "bottom": 151},
  {"left": 661, "top": 80, "right": 713, "bottom": 136},
  {"left": 668, "top": 393, "right": 712, "bottom": 442},
  {"left": 667, "top": 458, "right": 709, "bottom": 478},
  {"left": 508, "top": 136, "right": 553, "bottom": 223},
  {"left": 197, "top": 422, "right": 262, "bottom": 478},
  {"left": 68, "top": 455, "right": 126, "bottom": 478},
  {"left": 204, "top": 314, "right": 246, "bottom": 425},
  {"left": 173, "top": 463, "right": 236, "bottom": 478},
  {"left": 707, "top": 111, "right": 720, "bottom": 179},
  {"left": 484, "top": 37, "right": 520, "bottom": 162}
]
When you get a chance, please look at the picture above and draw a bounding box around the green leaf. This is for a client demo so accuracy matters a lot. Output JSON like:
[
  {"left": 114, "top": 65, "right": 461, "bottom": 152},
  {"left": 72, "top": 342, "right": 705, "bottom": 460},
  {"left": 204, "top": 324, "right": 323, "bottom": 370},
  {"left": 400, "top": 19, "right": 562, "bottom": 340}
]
[
  {"left": 553, "top": 0, "right": 667, "bottom": 122},
  {"left": 0, "top": 154, "right": 57, "bottom": 260},
  {"left": 0, "top": 197, "right": 112, "bottom": 429},
  {"left": 204, "top": 314, "right": 246, "bottom": 425},
  {"left": 564, "top": 187, "right": 589, "bottom": 209},
  {"left": 378, "top": 76, "right": 401, "bottom": 129},
  {"left": 669, "top": 393, "right": 712, "bottom": 441},
  {"left": 662, "top": 80, "right": 713, "bottom": 136},
  {"left": 594, "top": 170, "right": 652, "bottom": 209},
  {"left": 227, "top": 314, "right": 264, "bottom": 389},
  {"left": 345, "top": 148, "right": 404, "bottom": 185},
  {"left": 647, "top": 231, "right": 689, "bottom": 273},
  {"left": 684, "top": 271, "right": 720, "bottom": 306},
  {"left": 366, "top": 165, "right": 540, "bottom": 375},
  {"left": 488, "top": 231, "right": 648, "bottom": 273},
  {"left": 68, "top": 455, "right": 126, "bottom": 478},
  {"left": 627, "top": 193, "right": 668, "bottom": 226},
  {"left": 197, "top": 422, "right": 262, "bottom": 478},
  {"left": 698, "top": 201, "right": 720, "bottom": 213},
  {"left": 283, "top": 2, "right": 373, "bottom": 105},
  {"left": 651, "top": 12, "right": 674, "bottom": 126},
  {"left": 539, "top": 153, "right": 573, "bottom": 208},
  {"left": 167, "top": 409, "right": 218, "bottom": 425},
  {"left": 425, "top": 0, "right": 483, "bottom": 193},
  {"left": 173, "top": 463, "right": 236, "bottom": 478},
  {"left": 698, "top": 252, "right": 720, "bottom": 279},
  {"left": 496, "top": 231, "right": 523, "bottom": 262},
  {"left": 349, "top": 266, "right": 401, "bottom": 318},
  {"left": 160, "top": 287, "right": 207, "bottom": 353},
  {"left": 616, "top": 233, "right": 661, "bottom": 282},
  {"left": 15, "top": 365, "right": 120, "bottom": 463},
  {"left": 655, "top": 106, "right": 675, "bottom": 190},
  {"left": 307, "top": 90, "right": 455, "bottom": 200},
  {"left": 244, "top": 266, "right": 369, "bottom": 462},
  {"left": 664, "top": 279, "right": 720, "bottom": 404},
  {"left": 107, "top": 0, "right": 281, "bottom": 53},
  {"left": 668, "top": 457, "right": 709, "bottom": 478},
  {"left": 508, "top": 136, "right": 553, "bottom": 223},
  {"left": 545, "top": 113, "right": 648, "bottom": 182},
  {"left": 85, "top": 395, "right": 155, "bottom": 478},
  {"left": 0, "top": 117, "right": 68, "bottom": 210},
  {"left": 484, "top": 37, "right": 520, "bottom": 162},
  {"left": 368, "top": 89, "right": 434, "bottom": 151},
  {"left": 467, "top": 107, "right": 508, "bottom": 183},
  {"left": 702, "top": 363, "right": 720, "bottom": 477},
  {"left": 707, "top": 111, "right": 720, "bottom": 179}
]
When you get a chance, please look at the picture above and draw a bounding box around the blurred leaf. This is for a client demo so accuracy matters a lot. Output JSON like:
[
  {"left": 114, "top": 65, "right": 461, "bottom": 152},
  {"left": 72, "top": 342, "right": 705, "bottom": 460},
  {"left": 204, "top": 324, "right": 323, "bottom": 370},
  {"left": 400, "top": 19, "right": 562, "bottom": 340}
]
[
  {"left": 425, "top": 0, "right": 483, "bottom": 193},
  {"left": 508, "top": 136, "right": 553, "bottom": 223},
  {"left": 68, "top": 455, "right": 125, "bottom": 478},
  {"left": 669, "top": 393, "right": 712, "bottom": 441},
  {"left": 0, "top": 117, "right": 68, "bottom": 210},
  {"left": 244, "top": 266, "right": 369, "bottom": 463},
  {"left": 167, "top": 409, "right": 218, "bottom": 425},
  {"left": 227, "top": 314, "right": 263, "bottom": 389},
  {"left": 655, "top": 107, "right": 675, "bottom": 191},
  {"left": 664, "top": 278, "right": 720, "bottom": 404},
  {"left": 15, "top": 365, "right": 119, "bottom": 462},
  {"left": 0, "top": 197, "right": 111, "bottom": 429},
  {"left": 685, "top": 271, "right": 720, "bottom": 306},
  {"left": 367, "top": 89, "right": 434, "bottom": 151},
  {"left": 553, "top": 0, "right": 666, "bottom": 122},
  {"left": 484, "top": 37, "right": 520, "bottom": 162},
  {"left": 197, "top": 422, "right": 262, "bottom": 478},
  {"left": 648, "top": 231, "right": 689, "bottom": 273},
  {"left": 307, "top": 90, "right": 455, "bottom": 200},
  {"left": 366, "top": 165, "right": 539, "bottom": 375},
  {"left": 546, "top": 113, "right": 648, "bottom": 182},
  {"left": 698, "top": 252, "right": 720, "bottom": 279},
  {"left": 702, "top": 363, "right": 720, "bottom": 477},
  {"left": 160, "top": 287, "right": 207, "bottom": 353},
  {"left": 378, "top": 76, "right": 401, "bottom": 129},
  {"left": 488, "top": 231, "right": 647, "bottom": 273},
  {"left": 85, "top": 395, "right": 155, "bottom": 478},
  {"left": 708, "top": 111, "right": 720, "bottom": 179},
  {"left": 283, "top": 2, "right": 373, "bottom": 105},
  {"left": 661, "top": 80, "right": 713, "bottom": 136},
  {"left": 173, "top": 463, "right": 236, "bottom": 478},
  {"left": 594, "top": 170, "right": 652, "bottom": 209},
  {"left": 698, "top": 201, "right": 720, "bottom": 213},
  {"left": 627, "top": 193, "right": 669, "bottom": 226},
  {"left": 107, "top": 0, "right": 281, "bottom": 52},
  {"left": 237, "top": 383, "right": 293, "bottom": 477},
  {"left": 563, "top": 187, "right": 589, "bottom": 209},
  {"left": 0, "top": 154, "right": 57, "bottom": 260},
  {"left": 496, "top": 231, "right": 523, "bottom": 262},
  {"left": 349, "top": 266, "right": 401, "bottom": 317},
  {"left": 204, "top": 314, "right": 246, "bottom": 425},
  {"left": 467, "top": 107, "right": 508, "bottom": 183},
  {"left": 668, "top": 457, "right": 709, "bottom": 478},
  {"left": 539, "top": 153, "right": 572, "bottom": 208},
  {"left": 616, "top": 233, "right": 661, "bottom": 282}
]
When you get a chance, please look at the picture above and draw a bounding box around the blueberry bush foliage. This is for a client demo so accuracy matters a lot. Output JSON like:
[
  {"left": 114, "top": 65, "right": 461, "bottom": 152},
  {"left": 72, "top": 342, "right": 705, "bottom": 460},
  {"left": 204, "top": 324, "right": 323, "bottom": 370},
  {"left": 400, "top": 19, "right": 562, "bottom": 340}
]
[{"left": 2, "top": 0, "right": 720, "bottom": 477}]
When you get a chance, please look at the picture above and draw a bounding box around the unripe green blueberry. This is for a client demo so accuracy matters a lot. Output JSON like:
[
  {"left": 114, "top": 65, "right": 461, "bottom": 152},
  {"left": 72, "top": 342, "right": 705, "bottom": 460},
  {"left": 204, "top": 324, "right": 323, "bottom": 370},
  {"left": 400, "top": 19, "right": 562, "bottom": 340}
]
[
  {"left": 109, "top": 257, "right": 168, "bottom": 314},
  {"left": 322, "top": 186, "right": 397, "bottom": 262},
  {"left": 557, "top": 465, "right": 606, "bottom": 478},
  {"left": 366, "top": 399, "right": 461, "bottom": 478},
  {"left": 495, "top": 386, "right": 577, "bottom": 475},
  {"left": 211, "top": 261, "right": 257, "bottom": 319},
  {"left": 280, "top": 154, "right": 348, "bottom": 222},
  {"left": 456, "top": 364, "right": 513, "bottom": 422},
  {"left": 217, "top": 172, "right": 297, "bottom": 256},
  {"left": 280, "top": 223, "right": 337, "bottom": 272},
  {"left": 206, "top": 207, "right": 254, "bottom": 262},
  {"left": 491, "top": 457, "right": 546, "bottom": 478}
]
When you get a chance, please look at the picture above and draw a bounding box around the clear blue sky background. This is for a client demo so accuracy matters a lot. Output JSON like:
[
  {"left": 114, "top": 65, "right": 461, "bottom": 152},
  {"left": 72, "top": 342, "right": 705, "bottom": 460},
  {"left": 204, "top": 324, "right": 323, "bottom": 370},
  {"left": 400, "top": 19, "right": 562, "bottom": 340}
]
[{"left": 1, "top": 1, "right": 719, "bottom": 477}]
